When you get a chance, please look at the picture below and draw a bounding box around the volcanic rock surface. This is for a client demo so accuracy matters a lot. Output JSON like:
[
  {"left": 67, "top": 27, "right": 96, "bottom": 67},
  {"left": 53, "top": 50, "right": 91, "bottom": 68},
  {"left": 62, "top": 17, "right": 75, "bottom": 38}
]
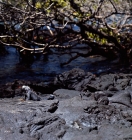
[{"left": 1, "top": 68, "right": 132, "bottom": 140}]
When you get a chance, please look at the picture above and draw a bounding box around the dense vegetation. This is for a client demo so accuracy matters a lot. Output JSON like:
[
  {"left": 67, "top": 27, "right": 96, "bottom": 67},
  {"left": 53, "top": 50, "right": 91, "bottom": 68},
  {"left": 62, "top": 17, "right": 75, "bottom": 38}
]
[{"left": 0, "top": 0, "right": 132, "bottom": 65}]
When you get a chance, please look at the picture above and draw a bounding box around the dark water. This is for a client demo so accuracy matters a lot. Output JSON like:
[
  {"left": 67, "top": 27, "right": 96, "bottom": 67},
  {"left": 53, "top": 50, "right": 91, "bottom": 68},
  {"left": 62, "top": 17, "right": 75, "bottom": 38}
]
[{"left": 0, "top": 47, "right": 128, "bottom": 85}]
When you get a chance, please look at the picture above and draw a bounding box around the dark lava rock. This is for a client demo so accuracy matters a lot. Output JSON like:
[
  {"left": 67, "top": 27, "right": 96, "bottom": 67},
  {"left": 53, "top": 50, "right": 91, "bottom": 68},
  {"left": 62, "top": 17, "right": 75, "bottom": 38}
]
[
  {"left": 53, "top": 89, "right": 81, "bottom": 99},
  {"left": 108, "top": 90, "right": 132, "bottom": 108},
  {"left": 0, "top": 80, "right": 58, "bottom": 98},
  {"left": 94, "top": 91, "right": 109, "bottom": 105},
  {"left": 54, "top": 68, "right": 96, "bottom": 91},
  {"left": 1, "top": 68, "right": 132, "bottom": 140},
  {"left": 0, "top": 98, "right": 65, "bottom": 140}
]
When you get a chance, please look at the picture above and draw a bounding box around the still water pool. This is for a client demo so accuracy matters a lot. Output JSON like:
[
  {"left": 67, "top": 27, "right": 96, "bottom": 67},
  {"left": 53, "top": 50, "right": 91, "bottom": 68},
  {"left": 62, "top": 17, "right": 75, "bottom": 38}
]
[{"left": 0, "top": 47, "right": 122, "bottom": 85}]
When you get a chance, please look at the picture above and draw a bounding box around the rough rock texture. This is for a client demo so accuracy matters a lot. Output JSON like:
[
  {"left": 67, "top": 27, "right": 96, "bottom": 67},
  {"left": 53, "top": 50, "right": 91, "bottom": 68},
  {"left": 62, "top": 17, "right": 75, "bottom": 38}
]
[
  {"left": 0, "top": 98, "right": 65, "bottom": 140},
  {"left": 1, "top": 68, "right": 132, "bottom": 139}
]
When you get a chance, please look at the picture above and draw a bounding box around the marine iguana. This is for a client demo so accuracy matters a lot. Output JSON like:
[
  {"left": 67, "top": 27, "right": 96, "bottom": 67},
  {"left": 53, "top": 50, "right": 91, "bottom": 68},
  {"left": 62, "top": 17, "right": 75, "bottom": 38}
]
[{"left": 22, "top": 85, "right": 41, "bottom": 101}]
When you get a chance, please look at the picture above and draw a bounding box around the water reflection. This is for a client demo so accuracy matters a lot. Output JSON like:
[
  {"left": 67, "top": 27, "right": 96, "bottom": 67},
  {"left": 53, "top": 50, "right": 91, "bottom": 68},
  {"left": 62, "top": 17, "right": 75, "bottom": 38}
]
[
  {"left": 0, "top": 46, "right": 113, "bottom": 85},
  {"left": 0, "top": 47, "right": 91, "bottom": 84}
]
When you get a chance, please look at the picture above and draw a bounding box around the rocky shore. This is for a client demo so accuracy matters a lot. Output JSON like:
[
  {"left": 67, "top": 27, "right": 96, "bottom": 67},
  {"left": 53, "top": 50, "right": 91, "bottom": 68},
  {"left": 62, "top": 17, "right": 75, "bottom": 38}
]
[{"left": 1, "top": 68, "right": 132, "bottom": 140}]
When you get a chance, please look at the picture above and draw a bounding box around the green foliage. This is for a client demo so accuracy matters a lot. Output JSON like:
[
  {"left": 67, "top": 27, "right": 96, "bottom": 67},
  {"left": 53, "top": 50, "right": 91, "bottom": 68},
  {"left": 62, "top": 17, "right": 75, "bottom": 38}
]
[
  {"left": 1, "top": 0, "right": 132, "bottom": 63},
  {"left": 1, "top": 37, "right": 7, "bottom": 42},
  {"left": 36, "top": 2, "right": 42, "bottom": 9},
  {"left": 93, "top": 4, "right": 97, "bottom": 10},
  {"left": 86, "top": 32, "right": 108, "bottom": 45},
  {"left": 113, "top": 0, "right": 119, "bottom": 3},
  {"left": 43, "top": 0, "right": 68, "bottom": 9}
]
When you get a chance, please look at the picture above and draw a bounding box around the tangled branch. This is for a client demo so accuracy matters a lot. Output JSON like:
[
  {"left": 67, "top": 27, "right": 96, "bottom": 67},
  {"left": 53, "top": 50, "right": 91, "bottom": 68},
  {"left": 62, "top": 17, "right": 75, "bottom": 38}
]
[{"left": 0, "top": 0, "right": 132, "bottom": 64}]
